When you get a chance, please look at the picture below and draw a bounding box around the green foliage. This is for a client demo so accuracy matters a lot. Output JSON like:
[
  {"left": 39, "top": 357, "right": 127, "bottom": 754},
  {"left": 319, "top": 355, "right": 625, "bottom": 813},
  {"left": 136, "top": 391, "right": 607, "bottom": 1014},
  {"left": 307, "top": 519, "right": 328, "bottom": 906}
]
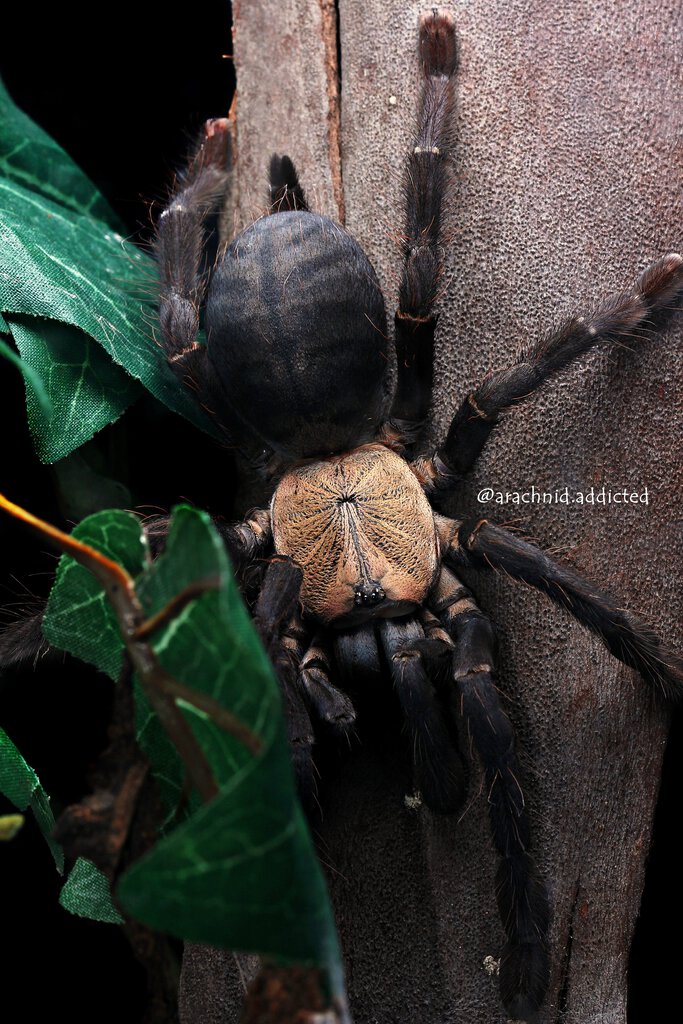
[
  {"left": 44, "top": 509, "right": 148, "bottom": 680},
  {"left": 0, "top": 726, "right": 63, "bottom": 870},
  {"left": 8, "top": 315, "right": 140, "bottom": 462},
  {"left": 43, "top": 506, "right": 343, "bottom": 984},
  {"left": 59, "top": 858, "right": 124, "bottom": 925},
  {"left": 0, "top": 331, "right": 52, "bottom": 416},
  {"left": 0, "top": 78, "right": 346, "bottom": 1008},
  {"left": 0, "top": 78, "right": 219, "bottom": 463}
]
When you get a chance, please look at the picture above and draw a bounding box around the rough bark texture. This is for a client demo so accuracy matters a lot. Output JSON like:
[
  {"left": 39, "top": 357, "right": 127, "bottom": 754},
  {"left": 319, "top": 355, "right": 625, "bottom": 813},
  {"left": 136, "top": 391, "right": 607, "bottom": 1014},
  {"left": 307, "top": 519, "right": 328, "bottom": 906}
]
[
  {"left": 230, "top": 0, "right": 343, "bottom": 227},
  {"left": 179, "top": 2, "right": 682, "bottom": 1022}
]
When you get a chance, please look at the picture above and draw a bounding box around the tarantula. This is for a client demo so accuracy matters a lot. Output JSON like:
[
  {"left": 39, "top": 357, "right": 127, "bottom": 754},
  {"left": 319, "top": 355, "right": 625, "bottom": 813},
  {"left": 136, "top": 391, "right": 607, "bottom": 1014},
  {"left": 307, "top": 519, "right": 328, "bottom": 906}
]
[{"left": 145, "top": 10, "right": 683, "bottom": 1019}]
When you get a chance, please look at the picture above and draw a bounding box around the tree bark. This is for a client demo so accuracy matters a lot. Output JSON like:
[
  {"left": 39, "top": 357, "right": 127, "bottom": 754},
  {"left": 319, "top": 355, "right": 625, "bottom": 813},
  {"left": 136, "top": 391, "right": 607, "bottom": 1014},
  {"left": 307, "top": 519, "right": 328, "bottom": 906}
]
[{"left": 180, "top": 2, "right": 682, "bottom": 1021}]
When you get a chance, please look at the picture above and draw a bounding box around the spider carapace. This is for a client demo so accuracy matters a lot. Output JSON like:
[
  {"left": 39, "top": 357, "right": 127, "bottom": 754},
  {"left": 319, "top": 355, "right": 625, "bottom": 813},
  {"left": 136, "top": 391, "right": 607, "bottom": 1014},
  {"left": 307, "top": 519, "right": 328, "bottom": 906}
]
[
  {"left": 149, "top": 10, "right": 683, "bottom": 1019},
  {"left": 273, "top": 444, "right": 440, "bottom": 626}
]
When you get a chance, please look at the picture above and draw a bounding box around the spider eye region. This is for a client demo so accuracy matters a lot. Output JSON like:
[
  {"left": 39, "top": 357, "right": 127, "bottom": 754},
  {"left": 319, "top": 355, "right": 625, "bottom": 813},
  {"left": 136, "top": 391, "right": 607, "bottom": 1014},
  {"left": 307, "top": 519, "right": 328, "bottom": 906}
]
[
  {"left": 271, "top": 445, "right": 440, "bottom": 626},
  {"left": 354, "top": 581, "right": 386, "bottom": 606}
]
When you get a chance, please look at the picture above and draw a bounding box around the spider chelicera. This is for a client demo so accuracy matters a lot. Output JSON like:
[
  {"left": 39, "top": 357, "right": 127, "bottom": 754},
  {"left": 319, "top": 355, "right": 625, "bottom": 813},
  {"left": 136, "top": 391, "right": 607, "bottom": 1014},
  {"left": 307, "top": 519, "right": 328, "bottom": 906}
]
[{"left": 146, "top": 10, "right": 683, "bottom": 1018}]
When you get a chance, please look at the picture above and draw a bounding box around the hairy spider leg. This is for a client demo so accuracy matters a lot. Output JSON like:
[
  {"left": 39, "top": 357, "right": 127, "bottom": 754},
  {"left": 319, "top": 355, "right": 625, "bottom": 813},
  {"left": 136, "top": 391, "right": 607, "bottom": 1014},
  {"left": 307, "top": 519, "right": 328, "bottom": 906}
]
[
  {"left": 298, "top": 632, "right": 356, "bottom": 730},
  {"left": 378, "top": 615, "right": 466, "bottom": 815},
  {"left": 282, "top": 625, "right": 358, "bottom": 810},
  {"left": 334, "top": 624, "right": 383, "bottom": 681},
  {"left": 390, "top": 10, "right": 458, "bottom": 437},
  {"left": 437, "top": 515, "right": 683, "bottom": 702},
  {"left": 156, "top": 118, "right": 232, "bottom": 364},
  {"left": 252, "top": 558, "right": 317, "bottom": 794},
  {"left": 272, "top": 611, "right": 355, "bottom": 811},
  {"left": 143, "top": 508, "right": 272, "bottom": 565},
  {"left": 269, "top": 609, "right": 320, "bottom": 806},
  {"left": 0, "top": 608, "right": 50, "bottom": 671},
  {"left": 418, "top": 252, "right": 683, "bottom": 488},
  {"left": 268, "top": 155, "right": 310, "bottom": 213},
  {"left": 255, "top": 564, "right": 356, "bottom": 807},
  {"left": 431, "top": 565, "right": 551, "bottom": 1017},
  {"left": 155, "top": 119, "right": 269, "bottom": 455}
]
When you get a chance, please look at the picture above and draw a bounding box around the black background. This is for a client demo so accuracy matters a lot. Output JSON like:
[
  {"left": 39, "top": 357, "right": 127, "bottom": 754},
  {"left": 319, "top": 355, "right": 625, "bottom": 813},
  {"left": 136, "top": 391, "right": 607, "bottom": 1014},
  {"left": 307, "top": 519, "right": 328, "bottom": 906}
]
[
  {"left": 0, "top": 2, "right": 679, "bottom": 1020},
  {"left": 0, "top": 3, "right": 236, "bottom": 1020}
]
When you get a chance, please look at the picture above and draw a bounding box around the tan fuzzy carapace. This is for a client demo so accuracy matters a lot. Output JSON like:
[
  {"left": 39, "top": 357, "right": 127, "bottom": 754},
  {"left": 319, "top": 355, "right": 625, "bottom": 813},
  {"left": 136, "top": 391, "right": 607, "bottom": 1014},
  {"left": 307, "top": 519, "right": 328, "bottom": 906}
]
[{"left": 271, "top": 445, "right": 440, "bottom": 624}]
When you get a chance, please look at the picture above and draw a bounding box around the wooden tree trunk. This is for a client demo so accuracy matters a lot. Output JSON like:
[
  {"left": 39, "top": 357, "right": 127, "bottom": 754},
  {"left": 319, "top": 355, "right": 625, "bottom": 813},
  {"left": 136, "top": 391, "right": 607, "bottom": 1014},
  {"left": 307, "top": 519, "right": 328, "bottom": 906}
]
[{"left": 179, "top": 2, "right": 682, "bottom": 1021}]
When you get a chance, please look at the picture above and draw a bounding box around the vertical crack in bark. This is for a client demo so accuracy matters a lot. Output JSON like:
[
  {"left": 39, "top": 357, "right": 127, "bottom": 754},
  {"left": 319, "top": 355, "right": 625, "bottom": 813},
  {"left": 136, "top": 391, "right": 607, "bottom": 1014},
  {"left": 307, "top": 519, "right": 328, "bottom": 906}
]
[
  {"left": 557, "top": 878, "right": 582, "bottom": 1021},
  {"left": 319, "top": 0, "right": 345, "bottom": 223},
  {"left": 218, "top": 91, "right": 239, "bottom": 248}
]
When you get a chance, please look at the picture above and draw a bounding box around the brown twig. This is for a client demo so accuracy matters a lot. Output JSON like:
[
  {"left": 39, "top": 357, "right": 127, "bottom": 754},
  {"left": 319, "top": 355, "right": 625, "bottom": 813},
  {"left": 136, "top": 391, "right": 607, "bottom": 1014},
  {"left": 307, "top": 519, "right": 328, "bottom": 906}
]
[
  {"left": 133, "top": 576, "right": 221, "bottom": 639},
  {"left": 0, "top": 493, "right": 263, "bottom": 801}
]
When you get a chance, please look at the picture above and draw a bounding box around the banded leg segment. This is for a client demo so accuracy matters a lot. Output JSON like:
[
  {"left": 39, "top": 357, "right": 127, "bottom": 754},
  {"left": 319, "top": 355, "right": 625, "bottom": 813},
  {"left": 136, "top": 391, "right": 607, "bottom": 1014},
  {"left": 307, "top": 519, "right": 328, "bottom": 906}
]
[
  {"left": 431, "top": 565, "right": 550, "bottom": 1017},
  {"left": 391, "top": 11, "right": 458, "bottom": 433},
  {"left": 156, "top": 119, "right": 272, "bottom": 454},
  {"left": 424, "top": 253, "right": 683, "bottom": 485},
  {"left": 379, "top": 615, "right": 466, "bottom": 814},
  {"left": 278, "top": 615, "right": 358, "bottom": 804},
  {"left": 437, "top": 514, "right": 683, "bottom": 701},
  {"left": 299, "top": 633, "right": 356, "bottom": 730},
  {"left": 156, "top": 118, "right": 232, "bottom": 366},
  {"left": 142, "top": 508, "right": 272, "bottom": 565},
  {"left": 253, "top": 559, "right": 316, "bottom": 796}
]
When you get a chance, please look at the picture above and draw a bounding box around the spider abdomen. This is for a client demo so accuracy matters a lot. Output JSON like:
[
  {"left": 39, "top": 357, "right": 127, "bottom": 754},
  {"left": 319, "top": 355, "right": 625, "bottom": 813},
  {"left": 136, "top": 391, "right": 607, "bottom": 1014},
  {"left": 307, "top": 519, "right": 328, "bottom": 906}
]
[
  {"left": 204, "top": 211, "right": 391, "bottom": 458},
  {"left": 271, "top": 444, "right": 439, "bottom": 626}
]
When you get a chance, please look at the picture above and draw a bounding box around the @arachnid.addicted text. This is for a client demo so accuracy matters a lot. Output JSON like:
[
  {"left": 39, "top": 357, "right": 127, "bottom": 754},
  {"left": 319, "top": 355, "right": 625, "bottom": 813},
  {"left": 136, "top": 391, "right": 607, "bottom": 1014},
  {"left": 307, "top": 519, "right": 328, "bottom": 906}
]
[{"left": 476, "top": 486, "right": 650, "bottom": 506}]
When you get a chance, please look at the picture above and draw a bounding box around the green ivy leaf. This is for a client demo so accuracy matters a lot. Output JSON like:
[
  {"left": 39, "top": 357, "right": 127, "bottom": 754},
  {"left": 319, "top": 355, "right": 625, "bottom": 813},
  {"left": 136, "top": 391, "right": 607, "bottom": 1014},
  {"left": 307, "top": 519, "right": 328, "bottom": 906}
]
[
  {"left": 8, "top": 314, "right": 141, "bottom": 462},
  {"left": 59, "top": 858, "right": 124, "bottom": 925},
  {"left": 42, "top": 506, "right": 344, "bottom": 990},
  {"left": 41, "top": 508, "right": 185, "bottom": 818},
  {"left": 43, "top": 509, "right": 149, "bottom": 681},
  {"left": 120, "top": 727, "right": 342, "bottom": 972},
  {"left": 0, "top": 726, "right": 63, "bottom": 870},
  {"left": 0, "top": 332, "right": 52, "bottom": 416},
  {"left": 134, "top": 508, "right": 278, "bottom": 789},
  {"left": 0, "top": 79, "right": 220, "bottom": 463}
]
